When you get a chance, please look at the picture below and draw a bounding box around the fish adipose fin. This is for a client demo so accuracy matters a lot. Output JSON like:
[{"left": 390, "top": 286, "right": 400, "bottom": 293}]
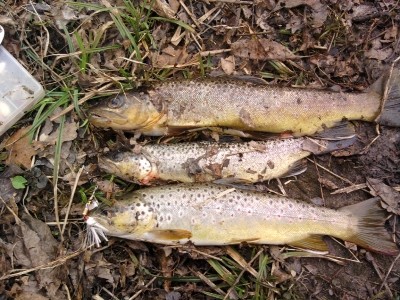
[
  {"left": 312, "top": 121, "right": 356, "bottom": 140},
  {"left": 339, "top": 197, "right": 399, "bottom": 256},
  {"left": 289, "top": 234, "right": 328, "bottom": 252},
  {"left": 281, "top": 159, "right": 308, "bottom": 178},
  {"left": 302, "top": 136, "right": 357, "bottom": 155},
  {"left": 375, "top": 68, "right": 400, "bottom": 127}
]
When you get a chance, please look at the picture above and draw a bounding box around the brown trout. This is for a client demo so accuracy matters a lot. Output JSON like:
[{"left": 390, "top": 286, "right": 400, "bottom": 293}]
[
  {"left": 88, "top": 69, "right": 400, "bottom": 138},
  {"left": 85, "top": 183, "right": 398, "bottom": 255},
  {"left": 98, "top": 138, "right": 355, "bottom": 184}
]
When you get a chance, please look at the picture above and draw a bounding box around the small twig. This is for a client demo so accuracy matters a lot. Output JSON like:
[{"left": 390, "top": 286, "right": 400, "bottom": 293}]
[
  {"left": 194, "top": 269, "right": 226, "bottom": 297},
  {"left": 312, "top": 156, "right": 325, "bottom": 206},
  {"left": 61, "top": 166, "right": 84, "bottom": 236},
  {"left": 378, "top": 252, "right": 400, "bottom": 294},
  {"left": 331, "top": 183, "right": 368, "bottom": 195},
  {"left": 179, "top": 0, "right": 200, "bottom": 28},
  {"left": 367, "top": 253, "right": 393, "bottom": 298},
  {"left": 200, "top": 49, "right": 231, "bottom": 56},
  {"left": 101, "top": 287, "right": 119, "bottom": 300},
  {"left": 27, "top": 1, "right": 50, "bottom": 58},
  {"left": 127, "top": 276, "right": 157, "bottom": 300},
  {"left": 0, "top": 250, "right": 84, "bottom": 280},
  {"left": 63, "top": 283, "right": 72, "bottom": 300}
]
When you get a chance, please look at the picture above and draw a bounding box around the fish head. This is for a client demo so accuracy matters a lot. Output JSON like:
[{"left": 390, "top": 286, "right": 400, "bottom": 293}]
[
  {"left": 89, "top": 197, "right": 157, "bottom": 236},
  {"left": 98, "top": 151, "right": 155, "bottom": 184},
  {"left": 88, "top": 92, "right": 164, "bottom": 131}
]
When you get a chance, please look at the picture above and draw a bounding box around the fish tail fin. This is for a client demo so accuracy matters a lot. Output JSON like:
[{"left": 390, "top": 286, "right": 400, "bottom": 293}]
[
  {"left": 372, "top": 68, "right": 400, "bottom": 127},
  {"left": 339, "top": 198, "right": 399, "bottom": 255},
  {"left": 302, "top": 136, "right": 357, "bottom": 155}
]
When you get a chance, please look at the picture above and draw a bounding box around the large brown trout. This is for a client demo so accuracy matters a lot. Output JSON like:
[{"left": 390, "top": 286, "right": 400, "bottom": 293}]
[
  {"left": 88, "top": 69, "right": 400, "bottom": 138},
  {"left": 85, "top": 183, "right": 398, "bottom": 255},
  {"left": 98, "top": 138, "right": 355, "bottom": 184}
]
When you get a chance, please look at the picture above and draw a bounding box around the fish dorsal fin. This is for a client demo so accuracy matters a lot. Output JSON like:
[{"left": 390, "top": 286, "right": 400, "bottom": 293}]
[
  {"left": 281, "top": 159, "right": 307, "bottom": 178},
  {"left": 289, "top": 234, "right": 329, "bottom": 252},
  {"left": 312, "top": 121, "right": 355, "bottom": 140},
  {"left": 147, "top": 229, "right": 192, "bottom": 241}
]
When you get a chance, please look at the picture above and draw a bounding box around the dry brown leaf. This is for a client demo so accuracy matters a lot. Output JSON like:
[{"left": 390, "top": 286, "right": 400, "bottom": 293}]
[
  {"left": 365, "top": 48, "right": 393, "bottom": 61},
  {"left": 4, "top": 126, "right": 37, "bottom": 169},
  {"left": 274, "top": 0, "right": 328, "bottom": 28},
  {"left": 2, "top": 214, "right": 65, "bottom": 298},
  {"left": 38, "top": 120, "right": 78, "bottom": 145},
  {"left": 150, "top": 46, "right": 189, "bottom": 67},
  {"left": 231, "top": 38, "right": 297, "bottom": 61},
  {"left": 220, "top": 55, "right": 235, "bottom": 75},
  {"left": 366, "top": 178, "right": 400, "bottom": 214}
]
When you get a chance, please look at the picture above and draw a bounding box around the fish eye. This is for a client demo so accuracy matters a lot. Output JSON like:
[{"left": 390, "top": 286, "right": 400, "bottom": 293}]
[
  {"left": 112, "top": 152, "right": 124, "bottom": 161},
  {"left": 108, "top": 95, "right": 124, "bottom": 109}
]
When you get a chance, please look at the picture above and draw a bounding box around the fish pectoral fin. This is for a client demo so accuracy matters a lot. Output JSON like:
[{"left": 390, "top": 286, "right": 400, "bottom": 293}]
[
  {"left": 147, "top": 229, "right": 192, "bottom": 240},
  {"left": 302, "top": 136, "right": 357, "bottom": 154},
  {"left": 312, "top": 121, "right": 355, "bottom": 141},
  {"left": 281, "top": 159, "right": 307, "bottom": 178},
  {"left": 289, "top": 235, "right": 328, "bottom": 252},
  {"left": 213, "top": 178, "right": 253, "bottom": 185},
  {"left": 230, "top": 75, "right": 269, "bottom": 85}
]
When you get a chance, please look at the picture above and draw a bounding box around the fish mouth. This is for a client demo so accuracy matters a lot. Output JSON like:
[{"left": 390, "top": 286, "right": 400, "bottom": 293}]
[{"left": 88, "top": 109, "right": 129, "bottom": 126}]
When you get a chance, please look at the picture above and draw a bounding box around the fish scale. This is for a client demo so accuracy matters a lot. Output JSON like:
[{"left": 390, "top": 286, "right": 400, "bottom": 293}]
[{"left": 86, "top": 183, "right": 399, "bottom": 255}]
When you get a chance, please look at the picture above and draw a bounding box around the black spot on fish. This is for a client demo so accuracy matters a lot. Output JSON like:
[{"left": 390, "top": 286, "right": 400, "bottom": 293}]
[
  {"left": 297, "top": 98, "right": 302, "bottom": 104},
  {"left": 222, "top": 159, "right": 230, "bottom": 168},
  {"left": 267, "top": 160, "right": 275, "bottom": 169}
]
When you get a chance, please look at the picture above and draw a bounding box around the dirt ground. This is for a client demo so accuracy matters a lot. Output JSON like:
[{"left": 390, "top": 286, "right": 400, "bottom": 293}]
[{"left": 1, "top": 0, "right": 400, "bottom": 299}]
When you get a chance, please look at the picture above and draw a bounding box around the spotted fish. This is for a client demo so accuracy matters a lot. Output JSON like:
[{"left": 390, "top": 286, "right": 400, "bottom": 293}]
[
  {"left": 88, "top": 69, "right": 400, "bottom": 138},
  {"left": 98, "top": 138, "right": 355, "bottom": 184},
  {"left": 85, "top": 183, "right": 399, "bottom": 255}
]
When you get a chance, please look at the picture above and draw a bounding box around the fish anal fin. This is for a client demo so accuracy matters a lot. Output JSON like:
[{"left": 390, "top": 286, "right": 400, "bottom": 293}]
[
  {"left": 312, "top": 121, "right": 355, "bottom": 141},
  {"left": 339, "top": 197, "right": 399, "bottom": 256},
  {"left": 289, "top": 235, "right": 328, "bottom": 252},
  {"left": 147, "top": 229, "right": 192, "bottom": 241},
  {"left": 281, "top": 159, "right": 307, "bottom": 178}
]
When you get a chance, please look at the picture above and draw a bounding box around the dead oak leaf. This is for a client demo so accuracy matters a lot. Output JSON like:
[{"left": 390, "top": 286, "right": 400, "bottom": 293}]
[
  {"left": 4, "top": 126, "right": 37, "bottom": 169},
  {"left": 231, "top": 38, "right": 297, "bottom": 61}
]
